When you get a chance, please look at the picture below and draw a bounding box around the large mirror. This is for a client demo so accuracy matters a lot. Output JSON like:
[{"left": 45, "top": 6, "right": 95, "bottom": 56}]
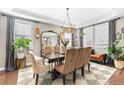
[{"left": 41, "top": 30, "right": 60, "bottom": 54}]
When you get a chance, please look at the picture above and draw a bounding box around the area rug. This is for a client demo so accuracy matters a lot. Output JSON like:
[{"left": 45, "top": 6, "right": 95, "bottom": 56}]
[{"left": 17, "top": 62, "right": 116, "bottom": 85}]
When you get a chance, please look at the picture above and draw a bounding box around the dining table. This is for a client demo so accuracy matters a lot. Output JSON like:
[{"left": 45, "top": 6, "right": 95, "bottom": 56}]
[{"left": 42, "top": 52, "right": 65, "bottom": 65}]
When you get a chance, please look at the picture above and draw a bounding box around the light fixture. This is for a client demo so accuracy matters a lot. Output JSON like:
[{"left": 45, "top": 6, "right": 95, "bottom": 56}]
[
  {"left": 62, "top": 8, "right": 75, "bottom": 33},
  {"left": 35, "top": 25, "right": 40, "bottom": 39}
]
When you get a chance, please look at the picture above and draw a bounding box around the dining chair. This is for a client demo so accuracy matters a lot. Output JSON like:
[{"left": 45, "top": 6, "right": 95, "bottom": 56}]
[
  {"left": 54, "top": 48, "right": 78, "bottom": 85},
  {"left": 44, "top": 46, "right": 52, "bottom": 54},
  {"left": 75, "top": 47, "right": 86, "bottom": 77},
  {"left": 54, "top": 46, "right": 60, "bottom": 53},
  {"left": 28, "top": 51, "right": 53, "bottom": 85},
  {"left": 84, "top": 47, "right": 92, "bottom": 72},
  {"left": 43, "top": 46, "right": 52, "bottom": 64}
]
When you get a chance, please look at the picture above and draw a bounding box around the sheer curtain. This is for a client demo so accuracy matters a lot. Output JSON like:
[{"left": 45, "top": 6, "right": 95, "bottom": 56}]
[
  {"left": 83, "top": 26, "right": 94, "bottom": 48},
  {"left": 94, "top": 22, "right": 109, "bottom": 53}
]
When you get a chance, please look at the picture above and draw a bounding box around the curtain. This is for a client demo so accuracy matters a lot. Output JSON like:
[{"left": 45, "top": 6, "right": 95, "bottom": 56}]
[
  {"left": 109, "top": 20, "right": 116, "bottom": 47},
  {"left": 5, "top": 16, "right": 15, "bottom": 71},
  {"left": 79, "top": 28, "right": 83, "bottom": 47}
]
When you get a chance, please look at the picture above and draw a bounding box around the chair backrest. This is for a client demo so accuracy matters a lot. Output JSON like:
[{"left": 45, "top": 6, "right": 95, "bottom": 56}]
[
  {"left": 75, "top": 47, "right": 86, "bottom": 69},
  {"left": 28, "top": 51, "right": 39, "bottom": 73},
  {"left": 84, "top": 47, "right": 92, "bottom": 65},
  {"left": 63, "top": 48, "right": 78, "bottom": 74},
  {"left": 54, "top": 46, "right": 60, "bottom": 53},
  {"left": 44, "top": 46, "right": 52, "bottom": 54}
]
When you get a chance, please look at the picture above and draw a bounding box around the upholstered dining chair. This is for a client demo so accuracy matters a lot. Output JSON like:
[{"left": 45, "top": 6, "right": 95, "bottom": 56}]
[
  {"left": 54, "top": 48, "right": 78, "bottom": 85},
  {"left": 43, "top": 46, "right": 52, "bottom": 54},
  {"left": 28, "top": 51, "right": 53, "bottom": 85},
  {"left": 84, "top": 47, "right": 92, "bottom": 72},
  {"left": 75, "top": 47, "right": 86, "bottom": 77},
  {"left": 54, "top": 46, "right": 60, "bottom": 53},
  {"left": 43, "top": 46, "right": 52, "bottom": 65}
]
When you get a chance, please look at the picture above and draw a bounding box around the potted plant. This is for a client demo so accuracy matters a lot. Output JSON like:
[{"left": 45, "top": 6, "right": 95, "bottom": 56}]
[
  {"left": 12, "top": 37, "right": 31, "bottom": 59},
  {"left": 61, "top": 38, "right": 69, "bottom": 52},
  {"left": 108, "top": 34, "right": 124, "bottom": 69}
]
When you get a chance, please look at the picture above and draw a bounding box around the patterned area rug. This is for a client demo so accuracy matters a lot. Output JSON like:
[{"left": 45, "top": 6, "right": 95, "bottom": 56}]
[{"left": 17, "top": 62, "right": 116, "bottom": 85}]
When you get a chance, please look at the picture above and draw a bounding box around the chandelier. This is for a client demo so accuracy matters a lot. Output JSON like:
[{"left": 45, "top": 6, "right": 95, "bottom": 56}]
[{"left": 62, "top": 8, "right": 75, "bottom": 33}]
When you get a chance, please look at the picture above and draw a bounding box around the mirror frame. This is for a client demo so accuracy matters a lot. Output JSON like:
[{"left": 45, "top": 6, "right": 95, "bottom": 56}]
[{"left": 40, "top": 30, "right": 60, "bottom": 55}]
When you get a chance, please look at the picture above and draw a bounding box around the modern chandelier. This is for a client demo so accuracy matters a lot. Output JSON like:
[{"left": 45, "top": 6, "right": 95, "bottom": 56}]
[{"left": 62, "top": 8, "right": 75, "bottom": 33}]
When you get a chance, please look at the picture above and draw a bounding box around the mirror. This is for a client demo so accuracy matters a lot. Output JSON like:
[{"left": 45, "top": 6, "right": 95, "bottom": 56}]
[{"left": 41, "top": 30, "right": 60, "bottom": 54}]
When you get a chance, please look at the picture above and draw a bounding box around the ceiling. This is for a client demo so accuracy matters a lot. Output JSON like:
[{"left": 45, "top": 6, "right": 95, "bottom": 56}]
[{"left": 0, "top": 8, "right": 124, "bottom": 28}]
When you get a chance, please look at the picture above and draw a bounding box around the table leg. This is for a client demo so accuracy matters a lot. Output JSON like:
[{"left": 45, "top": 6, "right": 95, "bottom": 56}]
[{"left": 52, "top": 69, "right": 60, "bottom": 81}]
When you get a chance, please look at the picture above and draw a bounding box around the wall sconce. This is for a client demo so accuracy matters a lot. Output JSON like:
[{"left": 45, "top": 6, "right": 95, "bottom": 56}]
[{"left": 35, "top": 26, "right": 40, "bottom": 39}]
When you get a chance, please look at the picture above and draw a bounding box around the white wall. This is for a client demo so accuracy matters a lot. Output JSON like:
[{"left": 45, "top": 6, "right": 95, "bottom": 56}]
[{"left": 0, "top": 15, "right": 7, "bottom": 70}]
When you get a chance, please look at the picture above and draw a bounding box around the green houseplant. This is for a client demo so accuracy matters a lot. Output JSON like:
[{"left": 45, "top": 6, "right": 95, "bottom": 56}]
[
  {"left": 108, "top": 34, "right": 124, "bottom": 69},
  {"left": 61, "top": 38, "right": 69, "bottom": 52},
  {"left": 13, "top": 37, "right": 31, "bottom": 58}
]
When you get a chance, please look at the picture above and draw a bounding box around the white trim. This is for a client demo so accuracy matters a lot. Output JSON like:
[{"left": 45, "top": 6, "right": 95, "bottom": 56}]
[{"left": 0, "top": 67, "right": 5, "bottom": 71}]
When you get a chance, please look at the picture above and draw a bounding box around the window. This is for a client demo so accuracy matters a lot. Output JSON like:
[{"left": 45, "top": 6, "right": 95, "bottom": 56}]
[
  {"left": 83, "top": 26, "right": 94, "bottom": 47},
  {"left": 73, "top": 29, "right": 80, "bottom": 47},
  {"left": 14, "top": 19, "right": 33, "bottom": 49},
  {"left": 94, "top": 22, "right": 109, "bottom": 53},
  {"left": 82, "top": 22, "right": 109, "bottom": 53},
  {"left": 64, "top": 32, "right": 72, "bottom": 48}
]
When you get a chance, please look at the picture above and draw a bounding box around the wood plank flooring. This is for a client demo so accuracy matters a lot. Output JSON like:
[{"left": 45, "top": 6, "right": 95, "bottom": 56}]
[
  {"left": 0, "top": 70, "right": 18, "bottom": 85},
  {"left": 105, "top": 69, "right": 124, "bottom": 85}
]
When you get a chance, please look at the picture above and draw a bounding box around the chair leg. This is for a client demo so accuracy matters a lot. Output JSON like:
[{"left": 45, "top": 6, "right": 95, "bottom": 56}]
[
  {"left": 33, "top": 73, "right": 35, "bottom": 78},
  {"left": 62, "top": 75, "right": 66, "bottom": 85},
  {"left": 52, "top": 69, "right": 55, "bottom": 81},
  {"left": 52, "top": 63, "right": 53, "bottom": 67},
  {"left": 81, "top": 65, "right": 84, "bottom": 77},
  {"left": 88, "top": 63, "right": 90, "bottom": 72},
  {"left": 73, "top": 70, "right": 76, "bottom": 84},
  {"left": 35, "top": 74, "right": 39, "bottom": 85}
]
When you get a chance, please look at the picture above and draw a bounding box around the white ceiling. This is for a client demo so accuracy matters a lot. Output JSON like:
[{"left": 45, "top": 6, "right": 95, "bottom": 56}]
[{"left": 0, "top": 8, "right": 124, "bottom": 28}]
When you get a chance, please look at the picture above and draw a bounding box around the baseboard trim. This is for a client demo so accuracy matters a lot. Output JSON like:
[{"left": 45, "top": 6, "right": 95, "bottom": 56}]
[{"left": 0, "top": 67, "right": 5, "bottom": 71}]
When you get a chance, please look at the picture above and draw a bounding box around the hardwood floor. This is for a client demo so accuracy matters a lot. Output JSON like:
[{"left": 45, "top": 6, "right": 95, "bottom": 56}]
[
  {"left": 0, "top": 70, "right": 18, "bottom": 85},
  {"left": 105, "top": 69, "right": 124, "bottom": 85},
  {"left": 0, "top": 68, "right": 124, "bottom": 85}
]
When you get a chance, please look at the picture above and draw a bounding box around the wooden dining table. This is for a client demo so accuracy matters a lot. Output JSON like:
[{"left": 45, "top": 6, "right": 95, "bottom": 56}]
[{"left": 42, "top": 52, "right": 65, "bottom": 65}]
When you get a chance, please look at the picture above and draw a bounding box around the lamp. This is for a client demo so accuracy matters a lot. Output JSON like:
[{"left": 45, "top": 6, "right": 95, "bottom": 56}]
[
  {"left": 62, "top": 8, "right": 75, "bottom": 33},
  {"left": 35, "top": 26, "right": 40, "bottom": 39}
]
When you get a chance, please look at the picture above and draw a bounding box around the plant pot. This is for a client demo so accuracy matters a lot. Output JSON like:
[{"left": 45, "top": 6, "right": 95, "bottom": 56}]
[
  {"left": 17, "top": 47, "right": 25, "bottom": 59},
  {"left": 114, "top": 60, "right": 124, "bottom": 69},
  {"left": 17, "top": 52, "right": 25, "bottom": 59}
]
